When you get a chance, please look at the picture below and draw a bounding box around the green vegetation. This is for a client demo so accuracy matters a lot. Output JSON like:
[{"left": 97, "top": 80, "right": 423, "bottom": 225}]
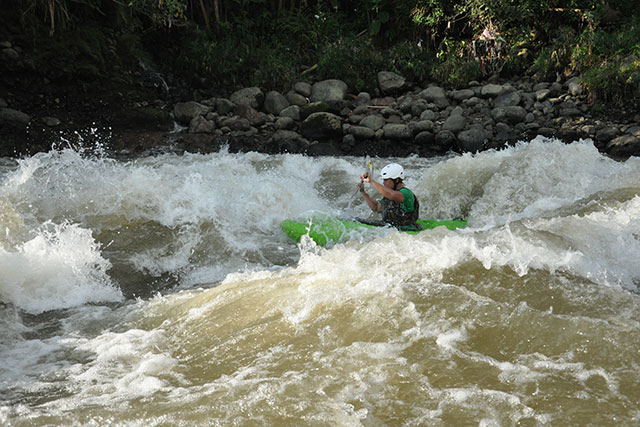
[{"left": 3, "top": 0, "right": 639, "bottom": 107}]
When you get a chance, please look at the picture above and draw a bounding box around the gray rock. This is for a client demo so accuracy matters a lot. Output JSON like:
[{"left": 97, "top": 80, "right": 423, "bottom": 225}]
[
  {"left": 419, "top": 109, "right": 436, "bottom": 121},
  {"left": 434, "top": 130, "right": 457, "bottom": 149},
  {"left": 538, "top": 127, "right": 555, "bottom": 136},
  {"left": 286, "top": 91, "right": 308, "bottom": 107},
  {"left": 357, "top": 92, "right": 372, "bottom": 105},
  {"left": 343, "top": 134, "right": 357, "bottom": 145},
  {"left": 410, "top": 99, "right": 429, "bottom": 117},
  {"left": 275, "top": 116, "right": 295, "bottom": 130},
  {"left": 349, "top": 125, "right": 376, "bottom": 140},
  {"left": 310, "top": 79, "right": 348, "bottom": 103},
  {"left": 491, "top": 106, "right": 527, "bottom": 124},
  {"left": 294, "top": 82, "right": 312, "bottom": 97},
  {"left": 360, "top": 114, "right": 386, "bottom": 131},
  {"left": 42, "top": 116, "right": 61, "bottom": 127},
  {"left": 299, "top": 101, "right": 329, "bottom": 120},
  {"left": 410, "top": 120, "right": 434, "bottom": 133},
  {"left": 215, "top": 98, "right": 234, "bottom": 115},
  {"left": 596, "top": 127, "right": 618, "bottom": 142},
  {"left": 419, "top": 86, "right": 449, "bottom": 108},
  {"left": 353, "top": 105, "right": 369, "bottom": 115},
  {"left": 457, "top": 127, "right": 486, "bottom": 152},
  {"left": 627, "top": 126, "right": 640, "bottom": 137},
  {"left": 606, "top": 134, "right": 640, "bottom": 157},
  {"left": 494, "top": 122, "right": 514, "bottom": 141},
  {"left": 481, "top": 84, "right": 504, "bottom": 97},
  {"left": 0, "top": 98, "right": 6, "bottom": 108},
  {"left": 273, "top": 129, "right": 306, "bottom": 143},
  {"left": 383, "top": 124, "right": 412, "bottom": 139},
  {"left": 279, "top": 105, "right": 301, "bottom": 121},
  {"left": 451, "top": 89, "right": 475, "bottom": 102},
  {"left": 348, "top": 114, "right": 364, "bottom": 124},
  {"left": 234, "top": 104, "right": 266, "bottom": 127},
  {"left": 380, "top": 107, "right": 401, "bottom": 118},
  {"left": 567, "top": 78, "right": 582, "bottom": 96},
  {"left": 493, "top": 91, "right": 521, "bottom": 107},
  {"left": 0, "top": 107, "right": 30, "bottom": 127},
  {"left": 0, "top": 41, "right": 11, "bottom": 49},
  {"left": 264, "top": 91, "right": 289, "bottom": 115},
  {"left": 442, "top": 114, "right": 466, "bottom": 133},
  {"left": 532, "top": 82, "right": 549, "bottom": 91},
  {"left": 378, "top": 71, "right": 406, "bottom": 94},
  {"left": 414, "top": 130, "right": 435, "bottom": 145},
  {"left": 189, "top": 116, "right": 215, "bottom": 133},
  {"left": 301, "top": 112, "right": 343, "bottom": 139},
  {"left": 464, "top": 97, "right": 483, "bottom": 107},
  {"left": 174, "top": 101, "right": 210, "bottom": 124},
  {"left": 230, "top": 87, "right": 264, "bottom": 109},
  {"left": 398, "top": 96, "right": 413, "bottom": 113}
]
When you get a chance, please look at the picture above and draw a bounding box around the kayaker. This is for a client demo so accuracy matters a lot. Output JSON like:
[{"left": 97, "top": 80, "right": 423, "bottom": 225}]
[{"left": 359, "top": 163, "right": 420, "bottom": 231}]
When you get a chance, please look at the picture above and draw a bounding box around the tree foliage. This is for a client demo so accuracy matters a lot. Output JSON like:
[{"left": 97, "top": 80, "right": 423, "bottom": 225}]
[{"left": 4, "top": 0, "right": 639, "bottom": 105}]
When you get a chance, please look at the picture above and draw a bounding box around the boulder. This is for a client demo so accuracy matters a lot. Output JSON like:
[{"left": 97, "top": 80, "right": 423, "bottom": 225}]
[
  {"left": 419, "top": 86, "right": 449, "bottom": 109},
  {"left": 360, "top": 114, "right": 386, "bottom": 131},
  {"left": 383, "top": 124, "right": 412, "bottom": 139},
  {"left": 349, "top": 126, "right": 376, "bottom": 140},
  {"left": 215, "top": 98, "right": 235, "bottom": 115},
  {"left": 357, "top": 92, "right": 372, "bottom": 105},
  {"left": 414, "top": 130, "right": 435, "bottom": 146},
  {"left": 442, "top": 114, "right": 465, "bottom": 133},
  {"left": 434, "top": 130, "right": 457, "bottom": 149},
  {"left": 409, "top": 120, "right": 434, "bottom": 133},
  {"left": 481, "top": 84, "right": 505, "bottom": 97},
  {"left": 41, "top": 116, "right": 61, "bottom": 127},
  {"left": 491, "top": 106, "right": 527, "bottom": 124},
  {"left": 293, "top": 82, "right": 312, "bottom": 97},
  {"left": 451, "top": 89, "right": 475, "bottom": 102},
  {"left": 301, "top": 112, "right": 343, "bottom": 139},
  {"left": 173, "top": 101, "right": 209, "bottom": 124},
  {"left": 189, "top": 116, "right": 215, "bottom": 133},
  {"left": 230, "top": 87, "right": 264, "bottom": 109},
  {"left": 234, "top": 104, "right": 266, "bottom": 127},
  {"left": 280, "top": 105, "right": 301, "bottom": 121},
  {"left": 606, "top": 134, "right": 640, "bottom": 158},
  {"left": 310, "top": 79, "right": 348, "bottom": 103},
  {"left": 535, "top": 89, "right": 552, "bottom": 102},
  {"left": 0, "top": 107, "right": 31, "bottom": 127},
  {"left": 300, "top": 101, "right": 329, "bottom": 120},
  {"left": 264, "top": 91, "right": 289, "bottom": 115},
  {"left": 567, "top": 77, "right": 583, "bottom": 96},
  {"left": 457, "top": 127, "right": 487, "bottom": 152},
  {"left": 286, "top": 91, "right": 308, "bottom": 107},
  {"left": 493, "top": 91, "right": 521, "bottom": 107},
  {"left": 275, "top": 116, "right": 295, "bottom": 130},
  {"left": 420, "top": 110, "right": 436, "bottom": 121},
  {"left": 378, "top": 71, "right": 406, "bottom": 94},
  {"left": 596, "top": 127, "right": 618, "bottom": 142},
  {"left": 273, "top": 129, "right": 305, "bottom": 143}
]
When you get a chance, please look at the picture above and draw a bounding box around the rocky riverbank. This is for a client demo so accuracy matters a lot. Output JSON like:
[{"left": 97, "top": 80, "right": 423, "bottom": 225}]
[
  {"left": 156, "top": 72, "right": 640, "bottom": 158},
  {"left": 1, "top": 34, "right": 639, "bottom": 159}
]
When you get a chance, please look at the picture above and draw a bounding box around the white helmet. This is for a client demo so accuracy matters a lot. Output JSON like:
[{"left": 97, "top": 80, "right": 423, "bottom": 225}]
[{"left": 380, "top": 163, "right": 405, "bottom": 180}]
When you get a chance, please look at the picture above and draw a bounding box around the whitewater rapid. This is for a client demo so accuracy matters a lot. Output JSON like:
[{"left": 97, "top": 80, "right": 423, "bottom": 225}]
[{"left": 1, "top": 137, "right": 639, "bottom": 425}]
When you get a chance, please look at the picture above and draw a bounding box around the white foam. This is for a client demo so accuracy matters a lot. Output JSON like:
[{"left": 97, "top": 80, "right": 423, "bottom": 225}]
[{"left": 0, "top": 221, "right": 122, "bottom": 313}]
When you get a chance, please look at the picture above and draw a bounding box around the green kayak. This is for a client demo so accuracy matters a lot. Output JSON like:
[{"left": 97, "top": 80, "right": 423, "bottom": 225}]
[{"left": 281, "top": 217, "right": 467, "bottom": 246}]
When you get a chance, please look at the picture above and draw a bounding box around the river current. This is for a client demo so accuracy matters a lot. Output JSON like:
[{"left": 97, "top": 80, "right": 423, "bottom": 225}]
[{"left": 1, "top": 136, "right": 639, "bottom": 425}]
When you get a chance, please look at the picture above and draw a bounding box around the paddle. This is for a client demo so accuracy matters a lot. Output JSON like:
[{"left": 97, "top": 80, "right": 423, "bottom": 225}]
[{"left": 352, "top": 156, "right": 373, "bottom": 198}]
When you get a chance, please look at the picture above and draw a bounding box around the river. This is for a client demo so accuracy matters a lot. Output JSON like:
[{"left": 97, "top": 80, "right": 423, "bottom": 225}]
[{"left": 1, "top": 136, "right": 639, "bottom": 425}]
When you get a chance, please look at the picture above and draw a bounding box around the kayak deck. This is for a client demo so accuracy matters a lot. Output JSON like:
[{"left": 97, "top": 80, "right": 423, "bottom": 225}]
[{"left": 281, "top": 217, "right": 467, "bottom": 246}]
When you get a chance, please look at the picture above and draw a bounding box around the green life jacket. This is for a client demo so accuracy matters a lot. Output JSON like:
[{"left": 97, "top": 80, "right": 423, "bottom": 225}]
[{"left": 380, "top": 188, "right": 420, "bottom": 231}]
